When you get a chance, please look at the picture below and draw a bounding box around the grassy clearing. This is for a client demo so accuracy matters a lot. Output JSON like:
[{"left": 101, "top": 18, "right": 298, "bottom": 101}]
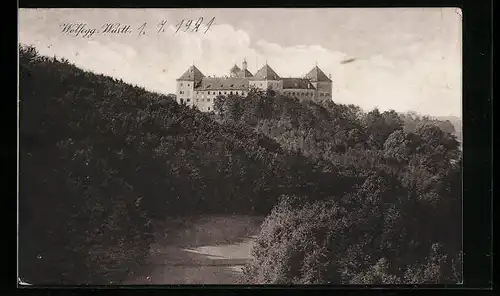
[{"left": 154, "top": 215, "right": 265, "bottom": 247}]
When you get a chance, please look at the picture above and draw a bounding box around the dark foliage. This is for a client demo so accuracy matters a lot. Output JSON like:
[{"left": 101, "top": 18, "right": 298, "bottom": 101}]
[
  {"left": 211, "top": 91, "right": 463, "bottom": 284},
  {"left": 19, "top": 44, "right": 461, "bottom": 285},
  {"left": 18, "top": 45, "right": 357, "bottom": 284}
]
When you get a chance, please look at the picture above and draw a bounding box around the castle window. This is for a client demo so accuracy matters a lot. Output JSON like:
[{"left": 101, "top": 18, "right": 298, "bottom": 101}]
[
  {"left": 188, "top": 84, "right": 190, "bottom": 87},
  {"left": 292, "top": 92, "right": 295, "bottom": 95},
  {"left": 230, "top": 91, "right": 233, "bottom": 95},
  {"left": 180, "top": 83, "right": 183, "bottom": 86},
  {"left": 187, "top": 99, "right": 190, "bottom": 102},
  {"left": 219, "top": 92, "right": 221, "bottom": 95},
  {"left": 208, "top": 91, "right": 210, "bottom": 95},
  {"left": 320, "top": 93, "right": 324, "bottom": 97},
  {"left": 224, "top": 91, "right": 227, "bottom": 94},
  {"left": 180, "top": 98, "right": 184, "bottom": 103},
  {"left": 208, "top": 107, "right": 211, "bottom": 111}
]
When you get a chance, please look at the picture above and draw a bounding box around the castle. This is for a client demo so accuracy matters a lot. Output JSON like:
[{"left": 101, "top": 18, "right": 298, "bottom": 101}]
[{"left": 176, "top": 59, "right": 333, "bottom": 112}]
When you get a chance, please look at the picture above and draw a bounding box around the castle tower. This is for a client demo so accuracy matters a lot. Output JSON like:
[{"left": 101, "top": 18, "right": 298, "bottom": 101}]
[
  {"left": 250, "top": 63, "right": 282, "bottom": 91},
  {"left": 234, "top": 58, "right": 253, "bottom": 78},
  {"left": 305, "top": 65, "right": 332, "bottom": 101},
  {"left": 230, "top": 64, "right": 241, "bottom": 78},
  {"left": 176, "top": 65, "right": 204, "bottom": 106},
  {"left": 242, "top": 58, "right": 248, "bottom": 71}
]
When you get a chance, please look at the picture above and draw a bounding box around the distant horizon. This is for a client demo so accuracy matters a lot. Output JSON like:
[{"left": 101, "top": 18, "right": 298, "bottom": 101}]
[{"left": 19, "top": 8, "right": 462, "bottom": 117}]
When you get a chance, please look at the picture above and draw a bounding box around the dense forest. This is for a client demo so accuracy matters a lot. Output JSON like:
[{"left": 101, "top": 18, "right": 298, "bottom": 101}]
[{"left": 19, "top": 45, "right": 462, "bottom": 285}]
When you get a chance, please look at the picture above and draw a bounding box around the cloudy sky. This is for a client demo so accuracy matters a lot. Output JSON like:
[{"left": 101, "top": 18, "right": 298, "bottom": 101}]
[{"left": 19, "top": 8, "right": 462, "bottom": 117}]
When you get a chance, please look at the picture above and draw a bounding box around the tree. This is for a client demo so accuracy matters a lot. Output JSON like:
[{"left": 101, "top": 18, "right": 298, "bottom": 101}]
[{"left": 364, "top": 109, "right": 403, "bottom": 149}]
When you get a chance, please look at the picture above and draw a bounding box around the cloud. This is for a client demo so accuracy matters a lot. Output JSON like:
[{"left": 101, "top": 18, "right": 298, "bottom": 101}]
[{"left": 18, "top": 9, "right": 461, "bottom": 117}]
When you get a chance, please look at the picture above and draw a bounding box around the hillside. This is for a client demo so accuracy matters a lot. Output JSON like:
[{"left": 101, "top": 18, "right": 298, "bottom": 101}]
[
  {"left": 214, "top": 93, "right": 462, "bottom": 284},
  {"left": 433, "top": 115, "right": 462, "bottom": 143},
  {"left": 397, "top": 112, "right": 462, "bottom": 143},
  {"left": 19, "top": 44, "right": 462, "bottom": 285},
  {"left": 18, "top": 45, "right": 356, "bottom": 284}
]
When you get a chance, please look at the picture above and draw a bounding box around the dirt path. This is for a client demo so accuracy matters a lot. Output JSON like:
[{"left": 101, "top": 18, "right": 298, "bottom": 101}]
[{"left": 122, "top": 215, "right": 263, "bottom": 285}]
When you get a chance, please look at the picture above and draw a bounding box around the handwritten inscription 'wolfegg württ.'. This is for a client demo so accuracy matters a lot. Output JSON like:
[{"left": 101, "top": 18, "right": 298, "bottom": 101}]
[{"left": 60, "top": 17, "right": 216, "bottom": 38}]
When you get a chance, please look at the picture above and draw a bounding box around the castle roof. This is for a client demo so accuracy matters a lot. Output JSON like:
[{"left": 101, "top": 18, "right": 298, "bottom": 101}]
[
  {"left": 177, "top": 65, "right": 205, "bottom": 81},
  {"left": 194, "top": 77, "right": 250, "bottom": 91},
  {"left": 282, "top": 78, "right": 316, "bottom": 90},
  {"left": 305, "top": 66, "right": 331, "bottom": 82},
  {"left": 235, "top": 68, "right": 253, "bottom": 78},
  {"left": 230, "top": 64, "right": 241, "bottom": 74},
  {"left": 253, "top": 64, "right": 280, "bottom": 80}
]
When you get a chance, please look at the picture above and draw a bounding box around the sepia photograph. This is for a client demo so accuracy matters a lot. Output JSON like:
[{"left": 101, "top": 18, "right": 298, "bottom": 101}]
[{"left": 18, "top": 8, "right": 463, "bottom": 286}]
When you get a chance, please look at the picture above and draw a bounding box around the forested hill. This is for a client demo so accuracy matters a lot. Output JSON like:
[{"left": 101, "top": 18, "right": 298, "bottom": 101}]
[
  {"left": 18, "top": 45, "right": 355, "bottom": 284},
  {"left": 19, "top": 44, "right": 462, "bottom": 285},
  {"left": 214, "top": 86, "right": 462, "bottom": 284}
]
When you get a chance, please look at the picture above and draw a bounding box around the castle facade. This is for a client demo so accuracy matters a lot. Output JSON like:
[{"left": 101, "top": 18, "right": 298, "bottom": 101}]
[{"left": 176, "top": 59, "right": 333, "bottom": 112}]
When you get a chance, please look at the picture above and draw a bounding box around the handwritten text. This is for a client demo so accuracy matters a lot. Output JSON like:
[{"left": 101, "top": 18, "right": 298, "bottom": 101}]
[{"left": 59, "top": 17, "right": 216, "bottom": 39}]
